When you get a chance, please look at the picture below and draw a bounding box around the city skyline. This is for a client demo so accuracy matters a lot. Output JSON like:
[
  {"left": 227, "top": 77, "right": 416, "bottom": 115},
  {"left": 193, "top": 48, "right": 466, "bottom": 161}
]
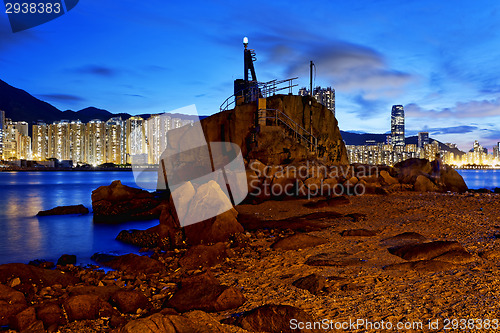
[{"left": 1, "top": 1, "right": 500, "bottom": 151}]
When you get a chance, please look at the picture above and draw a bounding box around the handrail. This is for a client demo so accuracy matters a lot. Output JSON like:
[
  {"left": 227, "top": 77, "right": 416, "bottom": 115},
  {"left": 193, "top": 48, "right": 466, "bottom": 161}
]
[
  {"left": 258, "top": 108, "right": 317, "bottom": 152},
  {"left": 219, "top": 77, "right": 298, "bottom": 112}
]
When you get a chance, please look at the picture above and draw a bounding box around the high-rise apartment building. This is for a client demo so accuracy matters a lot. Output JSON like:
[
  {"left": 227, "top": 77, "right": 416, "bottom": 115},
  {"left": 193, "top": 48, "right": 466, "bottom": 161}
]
[
  {"left": 86, "top": 120, "right": 106, "bottom": 166},
  {"left": 0, "top": 110, "right": 5, "bottom": 158},
  {"left": 32, "top": 122, "right": 48, "bottom": 161},
  {"left": 418, "top": 132, "right": 429, "bottom": 148},
  {"left": 48, "top": 120, "right": 70, "bottom": 160},
  {"left": 126, "top": 116, "right": 147, "bottom": 163},
  {"left": 69, "top": 120, "right": 86, "bottom": 163},
  {"left": 105, "top": 117, "right": 126, "bottom": 164},
  {"left": 299, "top": 86, "right": 336, "bottom": 116},
  {"left": 391, "top": 105, "right": 405, "bottom": 147}
]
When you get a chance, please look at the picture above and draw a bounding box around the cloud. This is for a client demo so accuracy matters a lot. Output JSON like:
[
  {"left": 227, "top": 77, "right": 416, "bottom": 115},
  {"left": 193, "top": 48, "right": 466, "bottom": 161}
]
[
  {"left": 406, "top": 98, "right": 500, "bottom": 118},
  {"left": 425, "top": 125, "right": 478, "bottom": 135},
  {"left": 38, "top": 93, "right": 85, "bottom": 102},
  {"left": 263, "top": 36, "right": 414, "bottom": 98},
  {"left": 74, "top": 65, "right": 117, "bottom": 77},
  {"left": 124, "top": 94, "right": 145, "bottom": 98}
]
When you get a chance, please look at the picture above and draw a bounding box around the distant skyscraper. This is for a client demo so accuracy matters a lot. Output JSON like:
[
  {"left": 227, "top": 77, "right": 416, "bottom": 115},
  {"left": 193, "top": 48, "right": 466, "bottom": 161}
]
[
  {"left": 105, "top": 117, "right": 126, "bottom": 164},
  {"left": 86, "top": 120, "right": 106, "bottom": 166},
  {"left": 391, "top": 105, "right": 405, "bottom": 147},
  {"left": 418, "top": 132, "right": 429, "bottom": 148},
  {"left": 69, "top": 120, "right": 86, "bottom": 163},
  {"left": 0, "top": 110, "right": 5, "bottom": 158},
  {"left": 126, "top": 116, "right": 147, "bottom": 163},
  {"left": 32, "top": 122, "right": 48, "bottom": 161},
  {"left": 494, "top": 142, "right": 500, "bottom": 160}
]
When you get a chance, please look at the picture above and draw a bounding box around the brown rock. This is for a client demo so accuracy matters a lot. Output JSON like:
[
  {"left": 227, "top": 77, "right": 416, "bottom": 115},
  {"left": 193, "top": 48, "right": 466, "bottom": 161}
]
[
  {"left": 394, "top": 158, "right": 432, "bottom": 184},
  {"left": 305, "top": 253, "right": 366, "bottom": 267},
  {"left": 388, "top": 241, "right": 466, "bottom": 261},
  {"left": 36, "top": 204, "right": 89, "bottom": 216},
  {"left": 0, "top": 284, "right": 27, "bottom": 326},
  {"left": 63, "top": 294, "right": 114, "bottom": 321},
  {"left": 414, "top": 175, "right": 439, "bottom": 192},
  {"left": 234, "top": 304, "right": 319, "bottom": 333},
  {"left": 91, "top": 253, "right": 165, "bottom": 275},
  {"left": 92, "top": 180, "right": 164, "bottom": 222},
  {"left": 292, "top": 274, "right": 326, "bottom": 294},
  {"left": 383, "top": 260, "right": 459, "bottom": 271},
  {"left": 0, "top": 263, "right": 79, "bottom": 288},
  {"left": 239, "top": 211, "right": 344, "bottom": 232},
  {"left": 340, "top": 229, "right": 377, "bottom": 237},
  {"left": 432, "top": 249, "right": 476, "bottom": 264},
  {"left": 438, "top": 164, "right": 468, "bottom": 193},
  {"left": 118, "top": 311, "right": 230, "bottom": 333},
  {"left": 111, "top": 290, "right": 152, "bottom": 314},
  {"left": 36, "top": 302, "right": 66, "bottom": 328},
  {"left": 179, "top": 242, "right": 228, "bottom": 269},
  {"left": 165, "top": 272, "right": 245, "bottom": 313},
  {"left": 9, "top": 306, "right": 36, "bottom": 331},
  {"left": 380, "top": 232, "right": 427, "bottom": 248},
  {"left": 271, "top": 234, "right": 328, "bottom": 251},
  {"left": 184, "top": 209, "right": 243, "bottom": 246},
  {"left": 19, "top": 320, "right": 45, "bottom": 333},
  {"left": 380, "top": 170, "right": 399, "bottom": 185},
  {"left": 56, "top": 254, "right": 76, "bottom": 266},
  {"left": 68, "top": 285, "right": 121, "bottom": 301}
]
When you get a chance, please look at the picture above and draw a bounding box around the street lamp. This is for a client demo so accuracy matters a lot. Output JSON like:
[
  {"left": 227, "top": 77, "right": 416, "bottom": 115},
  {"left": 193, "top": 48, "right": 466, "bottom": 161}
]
[{"left": 243, "top": 36, "right": 248, "bottom": 49}]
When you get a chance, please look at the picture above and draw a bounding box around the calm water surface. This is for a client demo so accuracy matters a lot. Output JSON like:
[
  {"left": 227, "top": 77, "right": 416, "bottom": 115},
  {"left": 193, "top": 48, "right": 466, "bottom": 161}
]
[
  {"left": 0, "top": 169, "right": 496, "bottom": 265},
  {"left": 0, "top": 171, "right": 158, "bottom": 265},
  {"left": 457, "top": 169, "right": 500, "bottom": 190}
]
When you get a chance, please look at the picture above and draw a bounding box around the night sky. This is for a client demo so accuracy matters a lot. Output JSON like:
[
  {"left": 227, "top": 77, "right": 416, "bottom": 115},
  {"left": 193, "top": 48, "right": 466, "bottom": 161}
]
[{"left": 1, "top": 0, "right": 500, "bottom": 151}]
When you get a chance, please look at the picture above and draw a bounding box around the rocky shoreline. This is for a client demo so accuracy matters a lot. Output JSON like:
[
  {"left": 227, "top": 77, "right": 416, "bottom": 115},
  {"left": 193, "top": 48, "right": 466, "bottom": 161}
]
[{"left": 3, "top": 159, "right": 499, "bottom": 333}]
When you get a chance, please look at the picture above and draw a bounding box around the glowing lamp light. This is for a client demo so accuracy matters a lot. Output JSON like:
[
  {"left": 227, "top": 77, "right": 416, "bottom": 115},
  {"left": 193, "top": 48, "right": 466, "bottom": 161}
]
[{"left": 243, "top": 36, "right": 248, "bottom": 46}]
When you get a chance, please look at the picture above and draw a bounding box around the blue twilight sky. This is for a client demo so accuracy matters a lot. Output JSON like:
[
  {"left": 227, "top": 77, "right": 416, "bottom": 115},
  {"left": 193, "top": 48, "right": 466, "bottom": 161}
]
[{"left": 1, "top": 0, "right": 500, "bottom": 151}]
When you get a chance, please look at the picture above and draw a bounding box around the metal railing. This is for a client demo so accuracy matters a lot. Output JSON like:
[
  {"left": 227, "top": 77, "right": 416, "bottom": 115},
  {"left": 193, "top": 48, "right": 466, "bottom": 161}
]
[
  {"left": 258, "top": 108, "right": 317, "bottom": 152},
  {"left": 219, "top": 77, "right": 298, "bottom": 112}
]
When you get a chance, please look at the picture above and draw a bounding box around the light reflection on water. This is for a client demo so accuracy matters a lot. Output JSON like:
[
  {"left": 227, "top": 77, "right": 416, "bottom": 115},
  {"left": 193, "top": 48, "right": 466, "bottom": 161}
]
[
  {"left": 457, "top": 169, "right": 500, "bottom": 190},
  {"left": 0, "top": 171, "right": 159, "bottom": 265}
]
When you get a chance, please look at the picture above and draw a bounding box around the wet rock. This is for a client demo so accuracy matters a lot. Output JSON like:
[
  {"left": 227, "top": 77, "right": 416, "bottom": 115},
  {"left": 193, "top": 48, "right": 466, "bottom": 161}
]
[
  {"left": 111, "top": 290, "right": 152, "bottom": 314},
  {"left": 232, "top": 304, "right": 319, "bottom": 333},
  {"left": 383, "top": 260, "right": 459, "bottom": 271},
  {"left": 36, "top": 204, "right": 89, "bottom": 216},
  {"left": 63, "top": 294, "right": 114, "bottom": 321},
  {"left": 340, "top": 229, "right": 377, "bottom": 237},
  {"left": 92, "top": 180, "right": 165, "bottom": 223},
  {"left": 271, "top": 234, "right": 328, "bottom": 251},
  {"left": 292, "top": 273, "right": 326, "bottom": 295},
  {"left": 56, "top": 254, "right": 76, "bottom": 266},
  {"left": 394, "top": 158, "right": 432, "bottom": 184},
  {"left": 0, "top": 284, "right": 27, "bottom": 326},
  {"left": 116, "top": 229, "right": 159, "bottom": 248},
  {"left": 91, "top": 253, "right": 165, "bottom": 275},
  {"left": 388, "top": 241, "right": 465, "bottom": 261},
  {"left": 36, "top": 302, "right": 66, "bottom": 328},
  {"left": 9, "top": 306, "right": 36, "bottom": 331},
  {"left": 165, "top": 272, "right": 245, "bottom": 313},
  {"left": 0, "top": 263, "right": 78, "bottom": 288},
  {"left": 28, "top": 260, "right": 54, "bottom": 269},
  {"left": 380, "top": 232, "right": 427, "bottom": 248},
  {"left": 305, "top": 253, "right": 366, "bottom": 267},
  {"left": 179, "top": 242, "right": 227, "bottom": 270}
]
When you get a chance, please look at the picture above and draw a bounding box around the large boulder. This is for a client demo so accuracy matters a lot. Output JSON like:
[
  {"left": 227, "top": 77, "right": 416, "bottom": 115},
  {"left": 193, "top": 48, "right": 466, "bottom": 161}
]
[
  {"left": 92, "top": 180, "right": 166, "bottom": 222},
  {"left": 414, "top": 175, "right": 439, "bottom": 192},
  {"left": 438, "top": 163, "right": 468, "bottom": 192},
  {"left": 0, "top": 263, "right": 79, "bottom": 288},
  {"left": 110, "top": 290, "right": 152, "bottom": 314},
  {"left": 164, "top": 272, "right": 245, "bottom": 313},
  {"left": 63, "top": 294, "right": 114, "bottom": 321},
  {"left": 394, "top": 158, "right": 432, "bottom": 184},
  {"left": 0, "top": 284, "right": 27, "bottom": 326}
]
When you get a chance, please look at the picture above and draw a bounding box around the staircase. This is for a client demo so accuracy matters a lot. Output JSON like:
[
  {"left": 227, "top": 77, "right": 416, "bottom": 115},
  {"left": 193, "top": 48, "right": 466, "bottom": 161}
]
[{"left": 258, "top": 108, "right": 317, "bottom": 152}]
